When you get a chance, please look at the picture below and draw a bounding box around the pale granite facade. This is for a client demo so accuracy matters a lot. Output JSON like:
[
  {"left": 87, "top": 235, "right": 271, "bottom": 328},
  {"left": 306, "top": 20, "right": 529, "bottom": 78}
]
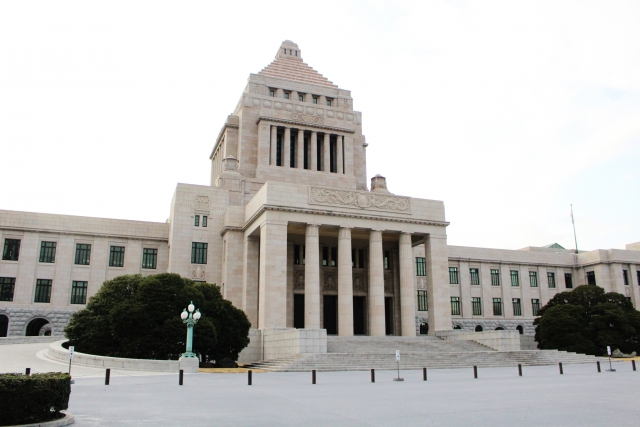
[{"left": 1, "top": 41, "right": 639, "bottom": 346}]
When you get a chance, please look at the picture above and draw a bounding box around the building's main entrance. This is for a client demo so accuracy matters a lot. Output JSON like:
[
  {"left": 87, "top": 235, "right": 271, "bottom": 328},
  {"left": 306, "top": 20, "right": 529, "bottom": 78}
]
[
  {"left": 385, "top": 297, "right": 394, "bottom": 335},
  {"left": 323, "top": 295, "right": 338, "bottom": 335},
  {"left": 294, "top": 294, "right": 304, "bottom": 329},
  {"left": 353, "top": 296, "right": 366, "bottom": 335}
]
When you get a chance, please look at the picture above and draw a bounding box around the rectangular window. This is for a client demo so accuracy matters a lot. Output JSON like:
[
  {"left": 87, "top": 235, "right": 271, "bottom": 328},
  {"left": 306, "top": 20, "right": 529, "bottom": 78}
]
[
  {"left": 142, "top": 248, "right": 158, "bottom": 269},
  {"left": 449, "top": 267, "right": 459, "bottom": 284},
  {"left": 74, "top": 244, "right": 91, "bottom": 265},
  {"left": 202, "top": 216, "right": 208, "bottom": 227},
  {"left": 510, "top": 270, "right": 519, "bottom": 287},
  {"left": 471, "top": 268, "right": 480, "bottom": 285},
  {"left": 358, "top": 249, "right": 364, "bottom": 269},
  {"left": 0, "top": 277, "right": 16, "bottom": 301},
  {"left": 532, "top": 299, "right": 541, "bottom": 316},
  {"left": 194, "top": 215, "right": 200, "bottom": 227},
  {"left": 313, "top": 97, "right": 318, "bottom": 104},
  {"left": 565, "top": 273, "right": 573, "bottom": 289},
  {"left": 416, "top": 258, "right": 426, "bottom": 276},
  {"left": 34, "top": 279, "right": 52, "bottom": 303},
  {"left": 472, "top": 297, "right": 482, "bottom": 316},
  {"left": 109, "top": 246, "right": 125, "bottom": 267},
  {"left": 39, "top": 241, "right": 57, "bottom": 263},
  {"left": 191, "top": 242, "right": 208, "bottom": 264},
  {"left": 2, "top": 239, "right": 20, "bottom": 261},
  {"left": 269, "top": 89, "right": 275, "bottom": 97},
  {"left": 352, "top": 249, "right": 355, "bottom": 268},
  {"left": 298, "top": 94, "right": 304, "bottom": 102},
  {"left": 529, "top": 271, "right": 538, "bottom": 287},
  {"left": 326, "top": 99, "right": 332, "bottom": 107},
  {"left": 284, "top": 92, "right": 290, "bottom": 99},
  {"left": 384, "top": 251, "right": 390, "bottom": 270},
  {"left": 451, "top": 297, "right": 461, "bottom": 315},
  {"left": 547, "top": 272, "right": 556, "bottom": 288},
  {"left": 322, "top": 247, "right": 328, "bottom": 266},
  {"left": 417, "top": 290, "right": 428, "bottom": 311},
  {"left": 294, "top": 245, "right": 301, "bottom": 265},
  {"left": 587, "top": 271, "right": 596, "bottom": 286},
  {"left": 493, "top": 298, "right": 502, "bottom": 316},
  {"left": 512, "top": 298, "right": 522, "bottom": 316},
  {"left": 623, "top": 270, "right": 629, "bottom": 286},
  {"left": 331, "top": 247, "right": 337, "bottom": 267},
  {"left": 70, "top": 281, "right": 88, "bottom": 304},
  {"left": 490, "top": 269, "right": 500, "bottom": 286}
]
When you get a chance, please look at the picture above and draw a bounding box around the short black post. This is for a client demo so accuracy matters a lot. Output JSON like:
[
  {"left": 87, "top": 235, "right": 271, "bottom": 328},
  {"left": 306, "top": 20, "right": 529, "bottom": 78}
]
[
  {"left": 559, "top": 363, "right": 563, "bottom": 375},
  {"left": 632, "top": 360, "right": 636, "bottom": 372},
  {"left": 423, "top": 367, "right": 427, "bottom": 381},
  {"left": 105, "top": 368, "right": 110, "bottom": 385},
  {"left": 25, "top": 368, "right": 31, "bottom": 376},
  {"left": 179, "top": 369, "right": 184, "bottom": 386},
  {"left": 597, "top": 361, "right": 601, "bottom": 373},
  {"left": 371, "top": 369, "right": 375, "bottom": 383},
  {"left": 312, "top": 369, "right": 316, "bottom": 385},
  {"left": 473, "top": 366, "right": 478, "bottom": 379},
  {"left": 518, "top": 364, "right": 522, "bottom": 377},
  {"left": 248, "top": 369, "right": 252, "bottom": 386}
]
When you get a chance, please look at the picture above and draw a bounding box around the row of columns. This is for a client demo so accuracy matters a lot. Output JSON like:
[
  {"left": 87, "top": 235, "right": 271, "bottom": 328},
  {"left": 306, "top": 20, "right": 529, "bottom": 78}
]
[{"left": 270, "top": 125, "right": 344, "bottom": 174}]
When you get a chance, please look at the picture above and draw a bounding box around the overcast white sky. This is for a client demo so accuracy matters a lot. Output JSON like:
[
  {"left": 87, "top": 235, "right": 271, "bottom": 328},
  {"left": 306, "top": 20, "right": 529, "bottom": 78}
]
[{"left": 1, "top": 0, "right": 639, "bottom": 251}]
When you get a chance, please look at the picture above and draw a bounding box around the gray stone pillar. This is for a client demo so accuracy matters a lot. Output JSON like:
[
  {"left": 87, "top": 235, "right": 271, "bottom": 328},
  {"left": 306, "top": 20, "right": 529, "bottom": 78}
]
[
  {"left": 305, "top": 224, "right": 321, "bottom": 329},
  {"left": 258, "top": 220, "right": 288, "bottom": 328},
  {"left": 336, "top": 135, "right": 343, "bottom": 174},
  {"left": 310, "top": 131, "right": 317, "bottom": 171},
  {"left": 338, "top": 227, "right": 354, "bottom": 336},
  {"left": 270, "top": 125, "right": 277, "bottom": 166},
  {"left": 425, "top": 234, "right": 452, "bottom": 333},
  {"left": 368, "top": 230, "right": 386, "bottom": 336},
  {"left": 399, "top": 232, "right": 416, "bottom": 336},
  {"left": 296, "top": 129, "right": 304, "bottom": 169},
  {"left": 284, "top": 127, "right": 291, "bottom": 168},
  {"left": 323, "top": 133, "right": 330, "bottom": 172}
]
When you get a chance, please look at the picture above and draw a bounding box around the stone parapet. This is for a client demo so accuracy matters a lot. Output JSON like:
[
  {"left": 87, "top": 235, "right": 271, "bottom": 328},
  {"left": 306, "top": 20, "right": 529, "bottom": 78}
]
[{"left": 261, "top": 328, "right": 327, "bottom": 360}]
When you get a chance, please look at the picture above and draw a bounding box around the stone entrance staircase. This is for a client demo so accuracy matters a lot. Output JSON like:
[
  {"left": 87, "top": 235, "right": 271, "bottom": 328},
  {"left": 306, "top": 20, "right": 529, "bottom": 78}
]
[{"left": 244, "top": 336, "right": 605, "bottom": 372}]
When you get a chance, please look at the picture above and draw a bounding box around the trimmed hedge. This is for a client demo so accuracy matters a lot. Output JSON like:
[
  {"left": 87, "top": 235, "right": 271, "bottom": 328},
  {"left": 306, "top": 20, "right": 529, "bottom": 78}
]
[{"left": 0, "top": 372, "right": 71, "bottom": 426}]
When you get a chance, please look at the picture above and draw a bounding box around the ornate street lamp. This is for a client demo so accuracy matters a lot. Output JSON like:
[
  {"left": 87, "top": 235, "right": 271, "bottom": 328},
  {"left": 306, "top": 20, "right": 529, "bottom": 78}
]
[{"left": 180, "top": 301, "right": 201, "bottom": 358}]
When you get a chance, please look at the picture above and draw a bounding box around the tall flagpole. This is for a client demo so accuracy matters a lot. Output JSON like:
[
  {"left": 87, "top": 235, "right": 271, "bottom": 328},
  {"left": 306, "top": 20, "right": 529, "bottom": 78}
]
[{"left": 570, "top": 204, "right": 578, "bottom": 254}]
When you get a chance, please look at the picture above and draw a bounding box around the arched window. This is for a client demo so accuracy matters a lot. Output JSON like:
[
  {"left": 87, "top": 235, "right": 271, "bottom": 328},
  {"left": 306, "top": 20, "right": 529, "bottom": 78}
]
[
  {"left": 420, "top": 322, "right": 429, "bottom": 335},
  {"left": 475, "top": 325, "right": 483, "bottom": 332},
  {"left": 25, "top": 318, "right": 50, "bottom": 336},
  {"left": 453, "top": 325, "right": 462, "bottom": 330},
  {"left": 516, "top": 325, "right": 524, "bottom": 335},
  {"left": 495, "top": 327, "right": 505, "bottom": 331},
  {"left": 0, "top": 314, "right": 8, "bottom": 337}
]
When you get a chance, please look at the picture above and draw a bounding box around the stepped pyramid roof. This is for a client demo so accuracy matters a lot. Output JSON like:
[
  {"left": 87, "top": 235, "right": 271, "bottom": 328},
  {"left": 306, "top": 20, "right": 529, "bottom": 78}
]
[{"left": 258, "top": 40, "right": 338, "bottom": 89}]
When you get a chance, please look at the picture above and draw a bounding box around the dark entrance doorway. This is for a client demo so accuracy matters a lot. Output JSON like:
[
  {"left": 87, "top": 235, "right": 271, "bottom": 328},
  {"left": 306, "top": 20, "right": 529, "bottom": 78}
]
[
  {"left": 323, "top": 295, "right": 337, "bottom": 335},
  {"left": 26, "top": 318, "right": 50, "bottom": 336},
  {"left": 0, "top": 315, "right": 8, "bottom": 337},
  {"left": 294, "top": 294, "right": 305, "bottom": 329},
  {"left": 353, "top": 296, "right": 365, "bottom": 335},
  {"left": 384, "top": 297, "right": 393, "bottom": 335},
  {"left": 420, "top": 322, "right": 429, "bottom": 335}
]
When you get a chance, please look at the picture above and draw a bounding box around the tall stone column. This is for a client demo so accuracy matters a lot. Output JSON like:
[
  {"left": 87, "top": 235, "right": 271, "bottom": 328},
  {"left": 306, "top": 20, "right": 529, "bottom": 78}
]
[
  {"left": 399, "top": 232, "right": 416, "bottom": 336},
  {"left": 368, "top": 230, "right": 386, "bottom": 336},
  {"left": 310, "top": 131, "right": 317, "bottom": 171},
  {"left": 323, "top": 133, "right": 330, "bottom": 172},
  {"left": 305, "top": 224, "right": 321, "bottom": 329},
  {"left": 336, "top": 135, "right": 343, "bottom": 174},
  {"left": 258, "top": 122, "right": 271, "bottom": 167},
  {"left": 270, "top": 125, "right": 277, "bottom": 166},
  {"left": 296, "top": 129, "right": 304, "bottom": 169},
  {"left": 338, "top": 227, "right": 354, "bottom": 336},
  {"left": 258, "top": 220, "right": 288, "bottom": 329},
  {"left": 242, "top": 236, "right": 260, "bottom": 328},
  {"left": 284, "top": 127, "right": 291, "bottom": 168},
  {"left": 425, "top": 234, "right": 452, "bottom": 333}
]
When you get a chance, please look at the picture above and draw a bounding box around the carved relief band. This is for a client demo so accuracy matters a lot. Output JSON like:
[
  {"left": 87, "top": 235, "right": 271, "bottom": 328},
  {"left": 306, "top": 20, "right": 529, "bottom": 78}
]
[
  {"left": 292, "top": 113, "right": 324, "bottom": 124},
  {"left": 194, "top": 196, "right": 210, "bottom": 211},
  {"left": 309, "top": 187, "right": 411, "bottom": 213}
]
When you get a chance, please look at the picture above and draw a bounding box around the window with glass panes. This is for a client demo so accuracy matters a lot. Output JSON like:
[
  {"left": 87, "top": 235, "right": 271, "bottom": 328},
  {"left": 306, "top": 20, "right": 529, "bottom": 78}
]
[
  {"left": 322, "top": 247, "right": 328, "bottom": 266},
  {"left": 512, "top": 298, "right": 522, "bottom": 316},
  {"left": 142, "top": 248, "right": 157, "bottom": 269},
  {"left": 191, "top": 242, "right": 208, "bottom": 264},
  {"left": 384, "top": 251, "right": 390, "bottom": 270},
  {"left": 449, "top": 267, "right": 459, "bottom": 284},
  {"left": 417, "top": 290, "right": 428, "bottom": 311},
  {"left": 194, "top": 215, "right": 200, "bottom": 226},
  {"left": 74, "top": 244, "right": 91, "bottom": 265},
  {"left": 565, "top": 273, "right": 573, "bottom": 288},
  {"left": 547, "top": 272, "right": 556, "bottom": 288},
  {"left": 472, "top": 297, "right": 482, "bottom": 315},
  {"left": 202, "top": 216, "right": 207, "bottom": 227},
  {"left": 490, "top": 269, "right": 500, "bottom": 286},
  {"left": 39, "top": 241, "right": 56, "bottom": 263},
  {"left": 0, "top": 277, "right": 15, "bottom": 301},
  {"left": 34, "top": 279, "right": 52, "bottom": 303},
  {"left": 416, "top": 258, "right": 426, "bottom": 276},
  {"left": 587, "top": 271, "right": 596, "bottom": 285},
  {"left": 70, "top": 281, "right": 88, "bottom": 304},
  {"left": 493, "top": 298, "right": 502, "bottom": 316},
  {"left": 510, "top": 270, "right": 519, "bottom": 286},
  {"left": 470, "top": 268, "right": 480, "bottom": 285},
  {"left": 529, "top": 271, "right": 538, "bottom": 287},
  {"left": 623, "top": 270, "right": 629, "bottom": 286},
  {"left": 2, "top": 239, "right": 20, "bottom": 261},
  {"left": 331, "top": 248, "right": 338, "bottom": 267},
  {"left": 109, "top": 246, "right": 125, "bottom": 267},
  {"left": 531, "top": 299, "right": 541, "bottom": 316},
  {"left": 451, "top": 297, "right": 461, "bottom": 315}
]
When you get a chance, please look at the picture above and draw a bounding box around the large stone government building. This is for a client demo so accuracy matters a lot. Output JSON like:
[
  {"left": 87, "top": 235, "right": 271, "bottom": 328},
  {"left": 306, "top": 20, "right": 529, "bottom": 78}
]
[{"left": 2, "top": 41, "right": 640, "bottom": 353}]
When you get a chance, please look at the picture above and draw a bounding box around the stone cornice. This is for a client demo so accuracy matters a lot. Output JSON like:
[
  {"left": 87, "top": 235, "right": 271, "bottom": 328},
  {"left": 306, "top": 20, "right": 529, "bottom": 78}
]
[
  {"left": 448, "top": 256, "right": 639, "bottom": 269},
  {"left": 0, "top": 225, "right": 168, "bottom": 242},
  {"left": 257, "top": 116, "right": 355, "bottom": 134}
]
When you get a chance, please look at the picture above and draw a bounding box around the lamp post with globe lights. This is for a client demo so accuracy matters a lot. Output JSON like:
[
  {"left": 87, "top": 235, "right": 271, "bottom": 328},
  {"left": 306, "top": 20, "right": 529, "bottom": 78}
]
[{"left": 180, "top": 301, "right": 201, "bottom": 358}]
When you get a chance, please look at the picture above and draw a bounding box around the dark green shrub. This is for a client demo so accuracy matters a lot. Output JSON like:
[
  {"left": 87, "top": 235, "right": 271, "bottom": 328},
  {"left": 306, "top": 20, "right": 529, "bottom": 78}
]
[
  {"left": 65, "top": 273, "right": 250, "bottom": 362},
  {"left": 0, "top": 372, "right": 70, "bottom": 426}
]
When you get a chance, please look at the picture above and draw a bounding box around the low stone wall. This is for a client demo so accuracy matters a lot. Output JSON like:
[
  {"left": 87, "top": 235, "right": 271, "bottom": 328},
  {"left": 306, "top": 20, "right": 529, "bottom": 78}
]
[
  {"left": 0, "top": 308, "right": 76, "bottom": 337},
  {"left": 262, "top": 328, "right": 327, "bottom": 360},
  {"left": 436, "top": 330, "right": 521, "bottom": 351},
  {"left": 238, "top": 329, "right": 262, "bottom": 364},
  {"left": 520, "top": 335, "right": 538, "bottom": 350},
  {"left": 0, "top": 336, "right": 63, "bottom": 345},
  {"left": 47, "top": 340, "right": 179, "bottom": 372},
  {"left": 450, "top": 319, "right": 535, "bottom": 335}
]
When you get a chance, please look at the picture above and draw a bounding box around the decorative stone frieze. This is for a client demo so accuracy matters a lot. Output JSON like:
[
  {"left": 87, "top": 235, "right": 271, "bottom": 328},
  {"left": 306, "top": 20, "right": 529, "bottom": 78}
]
[
  {"left": 416, "top": 277, "right": 427, "bottom": 290},
  {"left": 294, "top": 269, "right": 305, "bottom": 290},
  {"left": 292, "top": 113, "right": 324, "bottom": 124},
  {"left": 191, "top": 265, "right": 206, "bottom": 281},
  {"left": 309, "top": 187, "right": 411, "bottom": 213},
  {"left": 324, "top": 273, "right": 337, "bottom": 291},
  {"left": 383, "top": 272, "right": 393, "bottom": 293},
  {"left": 353, "top": 274, "right": 366, "bottom": 292},
  {"left": 194, "top": 196, "right": 210, "bottom": 211}
]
